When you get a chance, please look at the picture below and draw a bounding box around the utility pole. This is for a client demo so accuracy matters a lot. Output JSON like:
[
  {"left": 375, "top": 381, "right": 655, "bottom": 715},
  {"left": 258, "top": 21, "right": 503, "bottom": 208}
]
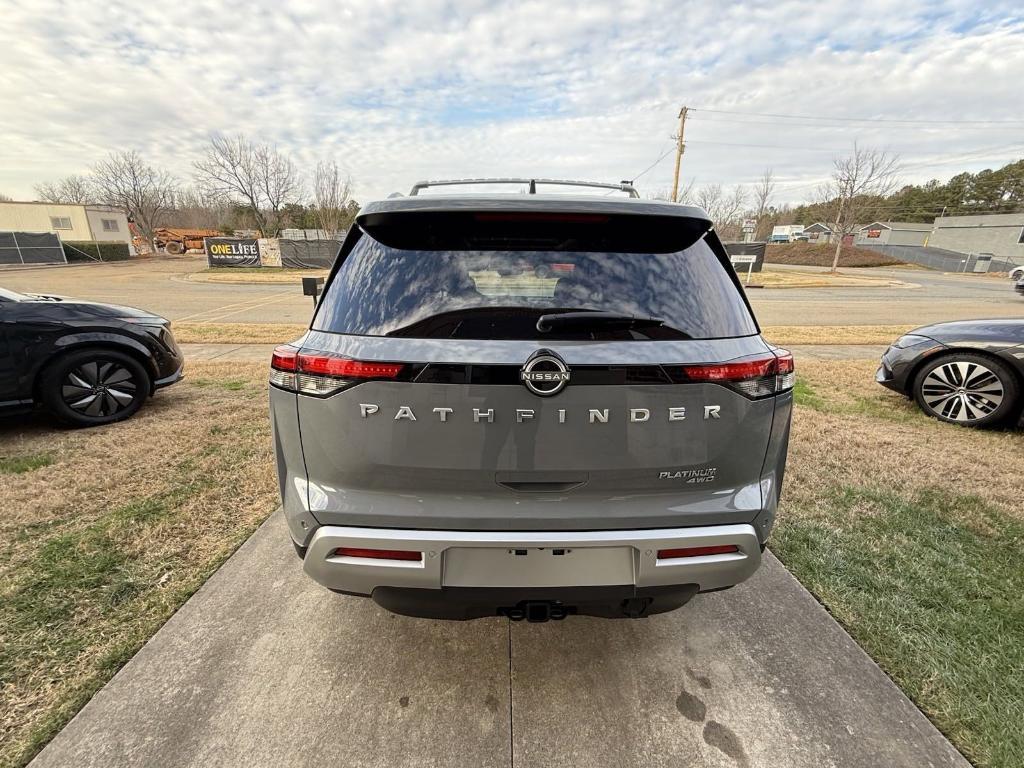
[{"left": 670, "top": 106, "right": 688, "bottom": 203}]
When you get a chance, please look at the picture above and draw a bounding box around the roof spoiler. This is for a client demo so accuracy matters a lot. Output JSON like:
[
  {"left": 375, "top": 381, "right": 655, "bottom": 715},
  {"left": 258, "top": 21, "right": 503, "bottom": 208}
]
[{"left": 408, "top": 178, "right": 641, "bottom": 198}]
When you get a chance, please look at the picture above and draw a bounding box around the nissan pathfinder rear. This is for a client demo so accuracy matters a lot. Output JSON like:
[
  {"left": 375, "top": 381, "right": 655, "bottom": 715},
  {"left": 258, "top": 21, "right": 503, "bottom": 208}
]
[{"left": 269, "top": 179, "right": 792, "bottom": 621}]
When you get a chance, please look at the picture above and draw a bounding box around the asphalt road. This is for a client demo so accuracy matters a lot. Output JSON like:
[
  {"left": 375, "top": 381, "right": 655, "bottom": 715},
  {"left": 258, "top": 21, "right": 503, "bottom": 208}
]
[
  {"left": 30, "top": 511, "right": 967, "bottom": 768},
  {"left": 2, "top": 257, "right": 1022, "bottom": 326},
  {"left": 746, "top": 264, "right": 1024, "bottom": 325}
]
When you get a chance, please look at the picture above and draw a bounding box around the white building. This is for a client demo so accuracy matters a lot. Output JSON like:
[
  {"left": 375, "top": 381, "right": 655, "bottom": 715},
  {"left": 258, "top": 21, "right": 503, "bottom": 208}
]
[{"left": 0, "top": 201, "right": 132, "bottom": 246}]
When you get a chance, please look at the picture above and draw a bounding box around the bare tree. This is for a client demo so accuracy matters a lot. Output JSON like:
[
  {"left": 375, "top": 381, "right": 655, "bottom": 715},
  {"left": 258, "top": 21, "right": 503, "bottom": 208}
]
[
  {"left": 311, "top": 160, "right": 352, "bottom": 239},
  {"left": 647, "top": 179, "right": 695, "bottom": 203},
  {"left": 193, "top": 134, "right": 301, "bottom": 237},
  {"left": 35, "top": 174, "right": 94, "bottom": 204},
  {"left": 752, "top": 168, "right": 775, "bottom": 237},
  {"left": 167, "top": 186, "right": 231, "bottom": 230},
  {"left": 693, "top": 184, "right": 723, "bottom": 218},
  {"left": 819, "top": 144, "right": 900, "bottom": 272},
  {"left": 694, "top": 183, "right": 747, "bottom": 238},
  {"left": 0, "top": 192, "right": 12, "bottom": 202},
  {"left": 91, "top": 151, "right": 177, "bottom": 253}
]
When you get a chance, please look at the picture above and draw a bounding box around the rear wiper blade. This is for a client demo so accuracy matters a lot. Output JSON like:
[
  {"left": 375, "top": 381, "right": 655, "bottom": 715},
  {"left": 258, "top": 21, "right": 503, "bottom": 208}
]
[{"left": 536, "top": 311, "right": 664, "bottom": 333}]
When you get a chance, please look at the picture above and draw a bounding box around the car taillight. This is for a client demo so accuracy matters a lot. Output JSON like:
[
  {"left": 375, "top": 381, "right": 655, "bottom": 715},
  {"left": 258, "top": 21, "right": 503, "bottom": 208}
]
[
  {"left": 675, "top": 349, "right": 794, "bottom": 398},
  {"left": 773, "top": 349, "right": 796, "bottom": 392},
  {"left": 270, "top": 345, "right": 404, "bottom": 396},
  {"left": 269, "top": 345, "right": 298, "bottom": 391}
]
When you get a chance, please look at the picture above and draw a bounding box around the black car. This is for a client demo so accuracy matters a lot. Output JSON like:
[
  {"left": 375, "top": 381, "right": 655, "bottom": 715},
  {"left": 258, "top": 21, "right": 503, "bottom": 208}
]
[
  {"left": 877, "top": 319, "right": 1024, "bottom": 428},
  {"left": 0, "top": 286, "right": 183, "bottom": 427}
]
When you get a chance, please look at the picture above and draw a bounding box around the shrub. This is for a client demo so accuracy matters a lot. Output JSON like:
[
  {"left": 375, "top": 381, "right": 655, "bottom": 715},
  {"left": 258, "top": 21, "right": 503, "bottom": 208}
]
[{"left": 63, "top": 241, "right": 132, "bottom": 262}]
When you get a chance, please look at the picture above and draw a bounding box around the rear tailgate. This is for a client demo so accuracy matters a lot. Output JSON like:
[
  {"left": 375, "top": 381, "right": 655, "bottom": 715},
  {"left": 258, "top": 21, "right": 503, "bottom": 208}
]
[{"left": 294, "top": 334, "right": 782, "bottom": 531}]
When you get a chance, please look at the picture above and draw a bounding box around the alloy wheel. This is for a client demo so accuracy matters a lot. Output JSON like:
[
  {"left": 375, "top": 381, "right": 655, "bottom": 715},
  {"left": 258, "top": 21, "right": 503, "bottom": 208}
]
[
  {"left": 61, "top": 360, "right": 138, "bottom": 418},
  {"left": 920, "top": 360, "right": 1004, "bottom": 422}
]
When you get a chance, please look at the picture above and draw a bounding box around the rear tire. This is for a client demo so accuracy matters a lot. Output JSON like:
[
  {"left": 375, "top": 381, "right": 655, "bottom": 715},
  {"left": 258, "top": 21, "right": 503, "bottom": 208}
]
[
  {"left": 40, "top": 348, "right": 151, "bottom": 428},
  {"left": 912, "top": 353, "right": 1019, "bottom": 428}
]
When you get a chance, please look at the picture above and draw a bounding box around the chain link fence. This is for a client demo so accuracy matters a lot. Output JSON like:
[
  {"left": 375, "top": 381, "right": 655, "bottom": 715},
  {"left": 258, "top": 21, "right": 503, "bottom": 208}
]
[
  {"left": 0, "top": 231, "right": 67, "bottom": 265},
  {"left": 858, "top": 244, "right": 1023, "bottom": 274}
]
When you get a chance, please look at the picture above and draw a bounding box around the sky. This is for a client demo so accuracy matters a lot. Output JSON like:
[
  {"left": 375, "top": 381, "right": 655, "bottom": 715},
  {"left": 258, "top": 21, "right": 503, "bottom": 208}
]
[{"left": 1, "top": 0, "right": 1023, "bottom": 207}]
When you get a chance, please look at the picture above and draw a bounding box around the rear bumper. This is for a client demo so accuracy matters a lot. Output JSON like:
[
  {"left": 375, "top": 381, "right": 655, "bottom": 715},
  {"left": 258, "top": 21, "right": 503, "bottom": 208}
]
[{"left": 301, "top": 523, "right": 762, "bottom": 599}]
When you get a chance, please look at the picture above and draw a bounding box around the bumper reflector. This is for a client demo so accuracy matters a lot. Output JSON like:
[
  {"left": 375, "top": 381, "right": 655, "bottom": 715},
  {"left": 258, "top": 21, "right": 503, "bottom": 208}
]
[
  {"left": 657, "top": 544, "right": 739, "bottom": 559},
  {"left": 333, "top": 547, "right": 423, "bottom": 562}
]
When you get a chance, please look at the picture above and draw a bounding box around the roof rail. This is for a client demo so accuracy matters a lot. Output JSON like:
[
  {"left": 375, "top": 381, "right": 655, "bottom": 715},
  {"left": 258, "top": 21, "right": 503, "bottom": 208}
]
[{"left": 408, "top": 178, "right": 640, "bottom": 198}]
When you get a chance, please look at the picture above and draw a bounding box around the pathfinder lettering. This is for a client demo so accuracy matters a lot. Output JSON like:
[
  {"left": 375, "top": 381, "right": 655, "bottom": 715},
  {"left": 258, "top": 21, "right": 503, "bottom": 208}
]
[{"left": 358, "top": 405, "right": 721, "bottom": 422}]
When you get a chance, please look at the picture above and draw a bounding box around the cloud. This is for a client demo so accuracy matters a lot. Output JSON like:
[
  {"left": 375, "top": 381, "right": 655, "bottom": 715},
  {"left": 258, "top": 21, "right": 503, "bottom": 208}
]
[{"left": 0, "top": 0, "right": 1022, "bottom": 205}]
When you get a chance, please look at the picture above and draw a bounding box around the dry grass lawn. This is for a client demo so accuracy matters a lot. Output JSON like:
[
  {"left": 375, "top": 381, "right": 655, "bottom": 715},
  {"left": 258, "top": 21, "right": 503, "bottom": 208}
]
[
  {"left": 775, "top": 360, "right": 1024, "bottom": 768},
  {"left": 0, "top": 363, "right": 278, "bottom": 768},
  {"left": 746, "top": 270, "right": 902, "bottom": 289},
  {"left": 765, "top": 241, "right": 907, "bottom": 268},
  {"left": 172, "top": 322, "right": 308, "bottom": 345},
  {"left": 763, "top": 324, "right": 917, "bottom": 346}
]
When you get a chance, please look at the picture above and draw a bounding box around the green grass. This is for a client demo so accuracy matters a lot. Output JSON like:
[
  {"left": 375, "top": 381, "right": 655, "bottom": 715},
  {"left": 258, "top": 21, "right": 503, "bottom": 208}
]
[
  {"left": 773, "top": 486, "right": 1024, "bottom": 768},
  {"left": 0, "top": 453, "right": 53, "bottom": 474},
  {"left": 792, "top": 378, "right": 825, "bottom": 410},
  {"left": 189, "top": 377, "right": 250, "bottom": 391}
]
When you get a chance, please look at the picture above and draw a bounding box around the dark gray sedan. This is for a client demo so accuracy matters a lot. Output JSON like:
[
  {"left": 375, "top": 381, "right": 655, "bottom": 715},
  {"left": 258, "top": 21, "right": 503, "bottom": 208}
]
[{"left": 877, "top": 320, "right": 1024, "bottom": 428}]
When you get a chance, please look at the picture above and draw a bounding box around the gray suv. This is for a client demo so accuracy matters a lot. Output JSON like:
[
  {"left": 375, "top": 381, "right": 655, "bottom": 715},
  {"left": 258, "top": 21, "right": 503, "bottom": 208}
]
[{"left": 270, "top": 179, "right": 793, "bottom": 622}]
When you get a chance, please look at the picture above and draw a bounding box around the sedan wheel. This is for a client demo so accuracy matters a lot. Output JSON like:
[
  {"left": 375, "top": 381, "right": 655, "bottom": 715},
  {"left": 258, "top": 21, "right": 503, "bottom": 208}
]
[
  {"left": 41, "top": 348, "right": 151, "bottom": 427},
  {"left": 62, "top": 361, "right": 139, "bottom": 418},
  {"left": 913, "top": 354, "right": 1019, "bottom": 428}
]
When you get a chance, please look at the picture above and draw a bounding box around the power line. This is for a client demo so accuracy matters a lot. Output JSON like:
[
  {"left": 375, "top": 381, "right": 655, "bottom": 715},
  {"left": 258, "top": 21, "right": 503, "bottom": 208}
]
[
  {"left": 630, "top": 142, "right": 675, "bottom": 183},
  {"left": 686, "top": 139, "right": 848, "bottom": 152},
  {"left": 787, "top": 203, "right": 1024, "bottom": 214},
  {"left": 689, "top": 115, "right": 1019, "bottom": 132},
  {"left": 691, "top": 107, "right": 1024, "bottom": 126}
]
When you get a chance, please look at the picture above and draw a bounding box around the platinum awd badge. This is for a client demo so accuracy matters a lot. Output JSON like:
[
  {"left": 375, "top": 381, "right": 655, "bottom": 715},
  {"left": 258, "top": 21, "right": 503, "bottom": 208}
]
[{"left": 520, "top": 349, "right": 571, "bottom": 397}]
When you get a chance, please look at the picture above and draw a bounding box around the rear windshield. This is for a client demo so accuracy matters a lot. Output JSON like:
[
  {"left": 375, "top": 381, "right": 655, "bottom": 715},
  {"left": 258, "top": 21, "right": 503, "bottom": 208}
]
[{"left": 312, "top": 234, "right": 757, "bottom": 341}]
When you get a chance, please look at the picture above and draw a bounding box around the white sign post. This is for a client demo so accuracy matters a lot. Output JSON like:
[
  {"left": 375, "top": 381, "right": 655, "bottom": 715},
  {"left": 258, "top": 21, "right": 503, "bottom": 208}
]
[
  {"left": 741, "top": 218, "right": 757, "bottom": 243},
  {"left": 729, "top": 253, "right": 757, "bottom": 285}
]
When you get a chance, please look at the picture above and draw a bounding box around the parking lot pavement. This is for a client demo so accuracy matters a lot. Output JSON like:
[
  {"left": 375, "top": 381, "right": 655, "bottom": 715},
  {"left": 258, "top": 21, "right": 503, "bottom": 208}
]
[
  {"left": 0, "top": 259, "right": 317, "bottom": 324},
  {"left": 2, "top": 258, "right": 1021, "bottom": 327},
  {"left": 31, "top": 512, "right": 968, "bottom": 768}
]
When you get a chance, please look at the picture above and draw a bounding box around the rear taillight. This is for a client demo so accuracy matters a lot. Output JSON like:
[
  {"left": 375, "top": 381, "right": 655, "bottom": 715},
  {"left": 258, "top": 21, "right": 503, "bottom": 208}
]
[
  {"left": 269, "top": 345, "right": 298, "bottom": 391},
  {"left": 270, "top": 345, "right": 404, "bottom": 396},
  {"left": 773, "top": 349, "right": 795, "bottom": 392},
  {"left": 675, "top": 349, "right": 794, "bottom": 399}
]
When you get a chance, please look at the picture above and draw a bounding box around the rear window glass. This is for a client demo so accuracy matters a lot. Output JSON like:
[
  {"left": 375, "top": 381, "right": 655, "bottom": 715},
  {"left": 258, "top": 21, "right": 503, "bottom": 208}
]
[{"left": 312, "top": 235, "right": 757, "bottom": 341}]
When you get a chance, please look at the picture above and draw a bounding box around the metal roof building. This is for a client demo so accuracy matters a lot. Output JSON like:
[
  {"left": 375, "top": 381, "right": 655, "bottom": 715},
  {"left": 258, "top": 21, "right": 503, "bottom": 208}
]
[
  {"left": 854, "top": 221, "right": 932, "bottom": 247},
  {"left": 927, "top": 213, "right": 1024, "bottom": 265}
]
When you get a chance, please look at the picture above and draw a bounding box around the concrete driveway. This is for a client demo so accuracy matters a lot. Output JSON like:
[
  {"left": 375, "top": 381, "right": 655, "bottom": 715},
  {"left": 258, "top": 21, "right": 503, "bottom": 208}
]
[{"left": 30, "top": 512, "right": 967, "bottom": 768}]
